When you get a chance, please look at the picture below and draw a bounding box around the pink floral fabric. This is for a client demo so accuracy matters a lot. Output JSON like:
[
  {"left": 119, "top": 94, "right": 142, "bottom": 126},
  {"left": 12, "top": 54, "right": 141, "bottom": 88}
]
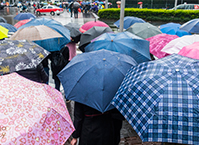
[
  {"left": 146, "top": 34, "right": 179, "bottom": 59},
  {"left": 0, "top": 73, "right": 74, "bottom": 144}
]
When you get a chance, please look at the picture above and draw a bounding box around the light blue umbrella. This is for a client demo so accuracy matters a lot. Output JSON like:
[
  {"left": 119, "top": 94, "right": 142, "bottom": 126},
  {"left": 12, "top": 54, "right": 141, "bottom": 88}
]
[
  {"left": 14, "top": 13, "right": 36, "bottom": 21},
  {"left": 85, "top": 31, "right": 151, "bottom": 63},
  {"left": 114, "top": 16, "right": 146, "bottom": 29},
  {"left": 0, "top": 23, "right": 17, "bottom": 32},
  {"left": 160, "top": 22, "right": 191, "bottom": 37},
  {"left": 18, "top": 18, "right": 70, "bottom": 52},
  {"left": 58, "top": 49, "right": 137, "bottom": 113},
  {"left": 112, "top": 54, "right": 199, "bottom": 145},
  {"left": 180, "top": 18, "right": 199, "bottom": 33}
]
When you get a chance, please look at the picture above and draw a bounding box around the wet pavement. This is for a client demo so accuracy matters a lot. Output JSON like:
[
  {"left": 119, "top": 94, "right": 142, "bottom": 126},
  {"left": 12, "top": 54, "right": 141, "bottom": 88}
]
[{"left": 0, "top": 7, "right": 140, "bottom": 145}]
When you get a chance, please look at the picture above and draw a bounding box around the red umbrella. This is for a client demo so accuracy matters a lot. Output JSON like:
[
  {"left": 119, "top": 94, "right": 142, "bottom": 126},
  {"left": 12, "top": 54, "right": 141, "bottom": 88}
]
[
  {"left": 79, "top": 20, "right": 109, "bottom": 33},
  {"left": 138, "top": 1, "right": 143, "bottom": 4},
  {"left": 14, "top": 19, "right": 31, "bottom": 28}
]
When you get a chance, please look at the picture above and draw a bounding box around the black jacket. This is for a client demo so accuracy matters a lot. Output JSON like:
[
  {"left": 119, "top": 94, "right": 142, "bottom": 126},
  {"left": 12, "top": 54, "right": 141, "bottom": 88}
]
[
  {"left": 17, "top": 63, "right": 48, "bottom": 83},
  {"left": 72, "top": 102, "right": 124, "bottom": 145}
]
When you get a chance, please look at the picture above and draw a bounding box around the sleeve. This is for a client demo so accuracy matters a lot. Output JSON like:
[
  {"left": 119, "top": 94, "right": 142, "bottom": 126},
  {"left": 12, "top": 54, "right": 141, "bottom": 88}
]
[
  {"left": 72, "top": 102, "right": 85, "bottom": 138},
  {"left": 37, "top": 63, "right": 49, "bottom": 83}
]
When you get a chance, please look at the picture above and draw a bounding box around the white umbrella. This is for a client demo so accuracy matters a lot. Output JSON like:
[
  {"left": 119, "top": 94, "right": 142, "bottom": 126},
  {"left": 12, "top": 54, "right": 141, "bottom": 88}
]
[{"left": 161, "top": 34, "right": 199, "bottom": 54}]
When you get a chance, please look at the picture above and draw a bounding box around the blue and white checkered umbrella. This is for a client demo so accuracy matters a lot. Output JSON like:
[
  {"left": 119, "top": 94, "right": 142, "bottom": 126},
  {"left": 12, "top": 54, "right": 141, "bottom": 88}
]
[{"left": 112, "top": 54, "right": 199, "bottom": 145}]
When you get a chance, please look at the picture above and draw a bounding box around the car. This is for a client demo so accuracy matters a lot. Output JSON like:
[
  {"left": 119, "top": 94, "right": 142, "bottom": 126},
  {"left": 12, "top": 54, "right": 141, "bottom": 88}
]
[
  {"left": 170, "top": 4, "right": 199, "bottom": 10},
  {"left": 36, "top": 5, "right": 63, "bottom": 16}
]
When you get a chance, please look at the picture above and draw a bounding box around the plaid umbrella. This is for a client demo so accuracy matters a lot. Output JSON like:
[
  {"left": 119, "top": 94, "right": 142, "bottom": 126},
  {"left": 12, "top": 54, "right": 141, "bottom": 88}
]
[{"left": 112, "top": 54, "right": 199, "bottom": 145}]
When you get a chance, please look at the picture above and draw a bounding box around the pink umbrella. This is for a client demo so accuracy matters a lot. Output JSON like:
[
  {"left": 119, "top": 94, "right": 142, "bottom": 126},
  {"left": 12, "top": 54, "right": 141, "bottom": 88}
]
[
  {"left": 79, "top": 20, "right": 109, "bottom": 33},
  {"left": 14, "top": 19, "right": 31, "bottom": 28},
  {"left": 146, "top": 33, "right": 179, "bottom": 58},
  {"left": 0, "top": 73, "right": 74, "bottom": 144},
  {"left": 178, "top": 41, "right": 199, "bottom": 59}
]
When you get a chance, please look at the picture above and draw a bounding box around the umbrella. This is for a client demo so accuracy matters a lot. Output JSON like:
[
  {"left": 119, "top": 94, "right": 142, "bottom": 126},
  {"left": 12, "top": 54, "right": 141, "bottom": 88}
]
[
  {"left": 18, "top": 18, "right": 70, "bottom": 52},
  {"left": 138, "top": 2, "right": 142, "bottom": 4},
  {"left": 160, "top": 22, "right": 191, "bottom": 37},
  {"left": 180, "top": 18, "right": 199, "bottom": 33},
  {"left": 0, "top": 23, "right": 17, "bottom": 33},
  {"left": 64, "top": 23, "right": 82, "bottom": 43},
  {"left": 14, "top": 19, "right": 32, "bottom": 29},
  {"left": 79, "top": 20, "right": 109, "bottom": 33},
  {"left": 58, "top": 49, "right": 137, "bottom": 113},
  {"left": 178, "top": 41, "right": 199, "bottom": 59},
  {"left": 0, "top": 72, "right": 75, "bottom": 144},
  {"left": 79, "top": 26, "right": 113, "bottom": 52},
  {"left": 73, "top": 1, "right": 80, "bottom": 8},
  {"left": 0, "top": 40, "right": 49, "bottom": 74},
  {"left": 116, "top": 1, "right": 121, "bottom": 4},
  {"left": 114, "top": 16, "right": 146, "bottom": 30},
  {"left": 126, "top": 22, "right": 162, "bottom": 39},
  {"left": 85, "top": 31, "right": 151, "bottom": 63},
  {"left": 161, "top": 34, "right": 199, "bottom": 54},
  {"left": 146, "top": 34, "right": 179, "bottom": 59},
  {"left": 14, "top": 13, "right": 36, "bottom": 21},
  {"left": 0, "top": 16, "right": 7, "bottom": 23},
  {"left": 9, "top": 25, "right": 63, "bottom": 41},
  {"left": 112, "top": 54, "right": 199, "bottom": 145},
  {"left": 0, "top": 25, "right": 8, "bottom": 39}
]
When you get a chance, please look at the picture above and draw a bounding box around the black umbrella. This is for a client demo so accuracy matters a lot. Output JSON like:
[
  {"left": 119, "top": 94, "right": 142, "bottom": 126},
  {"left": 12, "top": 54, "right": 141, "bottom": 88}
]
[
  {"left": 79, "top": 26, "right": 113, "bottom": 52},
  {"left": 64, "top": 23, "right": 82, "bottom": 43},
  {"left": 0, "top": 17, "right": 7, "bottom": 23}
]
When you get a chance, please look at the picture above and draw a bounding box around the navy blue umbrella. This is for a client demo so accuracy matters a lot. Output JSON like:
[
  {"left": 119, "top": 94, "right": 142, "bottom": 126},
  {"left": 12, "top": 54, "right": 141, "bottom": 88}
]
[
  {"left": 180, "top": 18, "right": 199, "bottom": 33},
  {"left": 58, "top": 49, "right": 137, "bottom": 113},
  {"left": 0, "top": 23, "right": 17, "bottom": 33},
  {"left": 18, "top": 18, "right": 70, "bottom": 52},
  {"left": 14, "top": 13, "right": 36, "bottom": 21},
  {"left": 85, "top": 31, "right": 151, "bottom": 63},
  {"left": 114, "top": 16, "right": 146, "bottom": 30}
]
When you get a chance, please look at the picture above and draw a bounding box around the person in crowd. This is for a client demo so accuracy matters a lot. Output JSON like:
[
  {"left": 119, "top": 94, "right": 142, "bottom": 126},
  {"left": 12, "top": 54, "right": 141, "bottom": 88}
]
[
  {"left": 66, "top": 37, "right": 77, "bottom": 61},
  {"left": 16, "top": 63, "right": 48, "bottom": 83},
  {"left": 49, "top": 46, "right": 69, "bottom": 91},
  {"left": 69, "top": 2, "right": 73, "bottom": 17},
  {"left": 91, "top": 3, "right": 98, "bottom": 14},
  {"left": 73, "top": 6, "right": 79, "bottom": 18},
  {"left": 70, "top": 102, "right": 124, "bottom": 145}
]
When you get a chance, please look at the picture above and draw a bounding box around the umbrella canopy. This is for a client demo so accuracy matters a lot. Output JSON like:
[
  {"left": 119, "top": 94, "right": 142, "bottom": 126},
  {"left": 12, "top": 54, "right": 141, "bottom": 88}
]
[
  {"left": 161, "top": 34, "right": 199, "bottom": 54},
  {"left": 160, "top": 22, "right": 191, "bottom": 37},
  {"left": 64, "top": 23, "right": 81, "bottom": 43},
  {"left": 14, "top": 19, "right": 32, "bottom": 29},
  {"left": 180, "top": 18, "right": 199, "bottom": 33},
  {"left": 114, "top": 16, "right": 146, "bottom": 30},
  {"left": 58, "top": 49, "right": 137, "bottom": 113},
  {"left": 85, "top": 31, "right": 151, "bottom": 63},
  {"left": 126, "top": 22, "right": 162, "bottom": 39},
  {"left": 73, "top": 1, "right": 80, "bottom": 8},
  {"left": 0, "top": 72, "right": 74, "bottom": 144},
  {"left": 0, "top": 16, "right": 7, "bottom": 23},
  {"left": 79, "top": 20, "right": 109, "bottom": 33},
  {"left": 0, "top": 25, "right": 8, "bottom": 39},
  {"left": 9, "top": 25, "right": 63, "bottom": 41},
  {"left": 112, "top": 54, "right": 199, "bottom": 145},
  {"left": 18, "top": 18, "right": 70, "bottom": 52},
  {"left": 178, "top": 41, "right": 199, "bottom": 59},
  {"left": 146, "top": 34, "right": 179, "bottom": 59},
  {"left": 0, "top": 23, "right": 17, "bottom": 33},
  {"left": 116, "top": 1, "right": 121, "bottom": 4},
  {"left": 14, "top": 13, "right": 36, "bottom": 21},
  {"left": 138, "top": 1, "right": 142, "bottom": 4},
  {"left": 79, "top": 26, "right": 113, "bottom": 52},
  {"left": 0, "top": 40, "right": 49, "bottom": 74}
]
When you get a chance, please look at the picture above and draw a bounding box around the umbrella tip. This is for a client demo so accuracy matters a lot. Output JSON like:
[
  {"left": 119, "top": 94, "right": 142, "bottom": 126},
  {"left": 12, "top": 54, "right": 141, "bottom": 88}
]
[
  {"left": 111, "top": 40, "right": 113, "bottom": 42},
  {"left": 103, "top": 58, "right": 106, "bottom": 61}
]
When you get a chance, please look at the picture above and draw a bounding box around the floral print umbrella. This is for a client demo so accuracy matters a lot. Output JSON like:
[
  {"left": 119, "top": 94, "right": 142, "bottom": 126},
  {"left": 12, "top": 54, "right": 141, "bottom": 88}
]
[
  {"left": 0, "top": 40, "right": 49, "bottom": 75},
  {"left": 0, "top": 73, "right": 75, "bottom": 144}
]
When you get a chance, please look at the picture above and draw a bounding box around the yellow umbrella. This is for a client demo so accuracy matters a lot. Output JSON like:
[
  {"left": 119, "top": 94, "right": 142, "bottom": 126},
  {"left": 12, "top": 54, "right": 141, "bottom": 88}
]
[
  {"left": 9, "top": 25, "right": 63, "bottom": 41},
  {"left": 0, "top": 25, "right": 8, "bottom": 39}
]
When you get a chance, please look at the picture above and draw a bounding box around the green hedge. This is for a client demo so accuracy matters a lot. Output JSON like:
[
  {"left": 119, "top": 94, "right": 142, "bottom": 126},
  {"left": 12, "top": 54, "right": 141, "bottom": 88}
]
[{"left": 98, "top": 8, "right": 199, "bottom": 22}]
